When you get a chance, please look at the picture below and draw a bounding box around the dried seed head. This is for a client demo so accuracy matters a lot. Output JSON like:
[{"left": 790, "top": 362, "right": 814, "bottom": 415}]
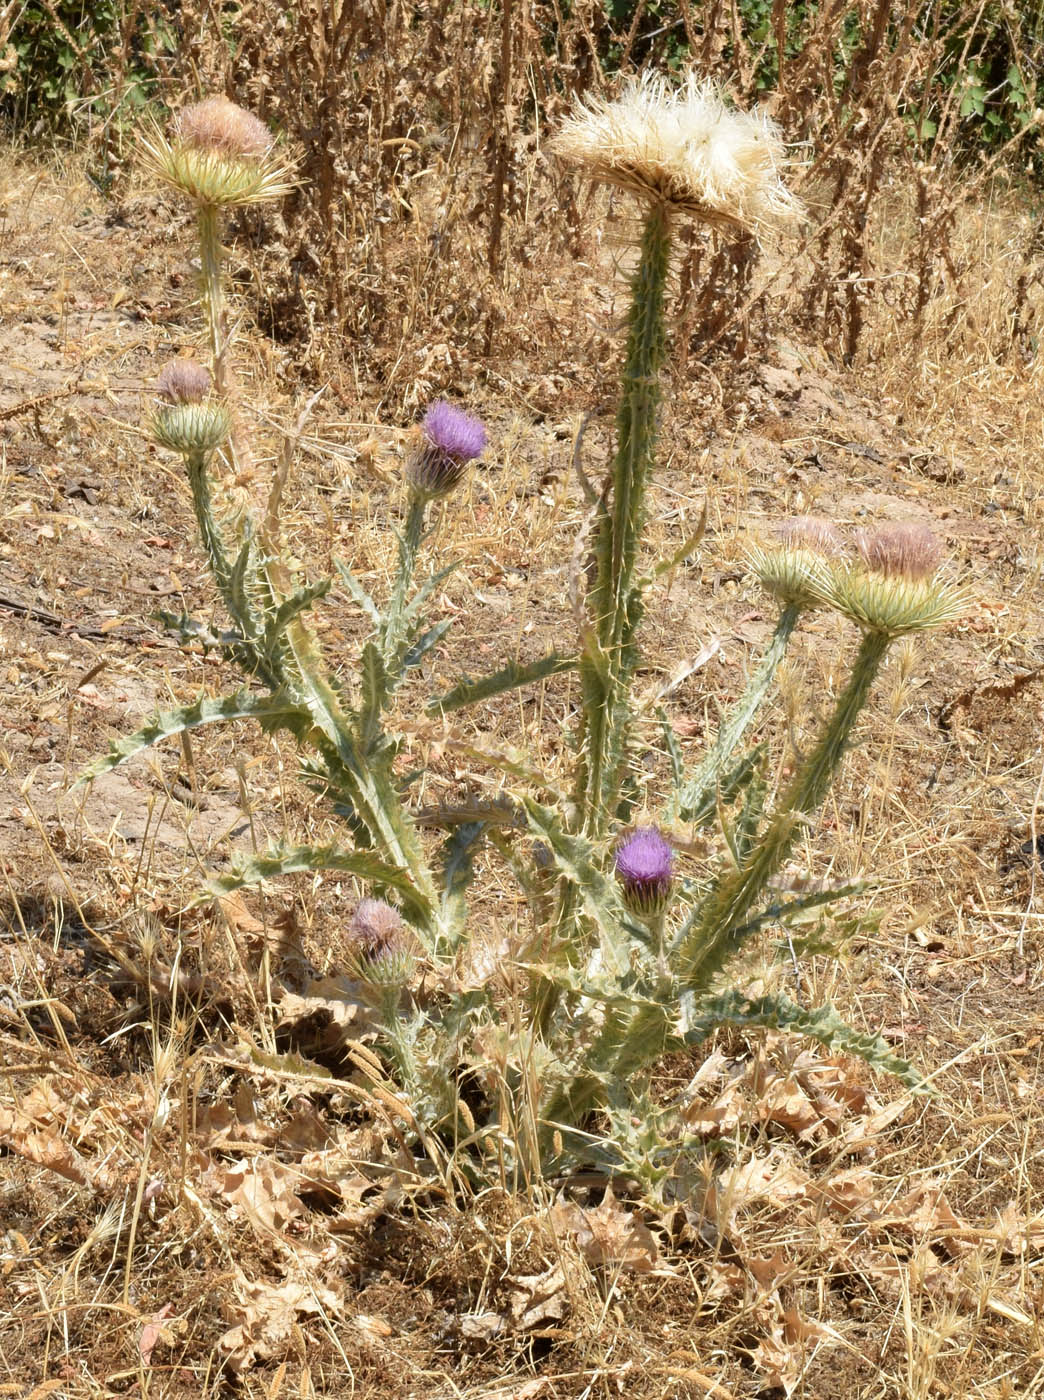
[
  {"left": 551, "top": 71, "right": 799, "bottom": 234},
  {"left": 347, "top": 898, "right": 416, "bottom": 991},
  {"left": 155, "top": 358, "right": 211, "bottom": 405},
  {"left": 177, "top": 97, "right": 272, "bottom": 159},
  {"left": 152, "top": 400, "right": 230, "bottom": 456},
  {"left": 747, "top": 516, "right": 843, "bottom": 610},
  {"left": 857, "top": 522, "right": 943, "bottom": 581},
  {"left": 615, "top": 826, "right": 674, "bottom": 922},
  {"left": 406, "top": 400, "right": 487, "bottom": 500}
]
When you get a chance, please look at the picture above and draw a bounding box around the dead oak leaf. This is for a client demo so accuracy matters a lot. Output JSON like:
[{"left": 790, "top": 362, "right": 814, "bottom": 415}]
[
  {"left": 508, "top": 1264, "right": 568, "bottom": 1330},
  {"left": 752, "top": 1307, "right": 842, "bottom": 1396},
  {"left": 209, "top": 1156, "right": 306, "bottom": 1237},
  {"left": 219, "top": 1271, "right": 343, "bottom": 1375},
  {"left": 552, "top": 1187, "right": 661, "bottom": 1274}
]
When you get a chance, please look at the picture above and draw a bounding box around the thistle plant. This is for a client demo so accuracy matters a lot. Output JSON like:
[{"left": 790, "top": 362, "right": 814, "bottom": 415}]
[{"left": 85, "top": 81, "right": 969, "bottom": 1191}]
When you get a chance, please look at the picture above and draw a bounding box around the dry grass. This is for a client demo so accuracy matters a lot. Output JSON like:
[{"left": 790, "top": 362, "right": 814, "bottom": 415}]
[{"left": 1, "top": 72, "right": 1043, "bottom": 1400}]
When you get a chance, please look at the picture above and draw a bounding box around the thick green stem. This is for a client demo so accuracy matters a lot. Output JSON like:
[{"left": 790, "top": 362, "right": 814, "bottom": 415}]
[
  {"left": 579, "top": 202, "right": 672, "bottom": 838},
  {"left": 382, "top": 493, "right": 427, "bottom": 664},
  {"left": 677, "top": 629, "right": 892, "bottom": 990},
  {"left": 197, "top": 204, "right": 227, "bottom": 395},
  {"left": 605, "top": 204, "right": 671, "bottom": 649},
  {"left": 678, "top": 601, "right": 803, "bottom": 821},
  {"left": 186, "top": 451, "right": 233, "bottom": 599}
]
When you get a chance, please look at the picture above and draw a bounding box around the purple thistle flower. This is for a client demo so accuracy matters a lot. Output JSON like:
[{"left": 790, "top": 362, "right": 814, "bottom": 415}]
[
  {"left": 614, "top": 826, "right": 674, "bottom": 921},
  {"left": 424, "top": 401, "right": 486, "bottom": 461},
  {"left": 407, "top": 400, "right": 486, "bottom": 499}
]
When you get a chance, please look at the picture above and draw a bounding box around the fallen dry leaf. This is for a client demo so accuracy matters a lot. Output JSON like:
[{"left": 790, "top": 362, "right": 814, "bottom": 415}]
[
  {"left": 552, "top": 1186, "right": 661, "bottom": 1274},
  {"left": 139, "top": 1302, "right": 176, "bottom": 1366},
  {"left": 508, "top": 1264, "right": 568, "bottom": 1330},
  {"left": 751, "top": 1306, "right": 841, "bottom": 1396},
  {"left": 219, "top": 1271, "right": 343, "bottom": 1374},
  {"left": 208, "top": 1157, "right": 306, "bottom": 1237}
]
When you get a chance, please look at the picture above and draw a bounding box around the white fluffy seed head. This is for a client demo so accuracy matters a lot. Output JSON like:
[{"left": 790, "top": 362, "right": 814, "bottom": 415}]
[{"left": 551, "top": 71, "right": 800, "bottom": 235}]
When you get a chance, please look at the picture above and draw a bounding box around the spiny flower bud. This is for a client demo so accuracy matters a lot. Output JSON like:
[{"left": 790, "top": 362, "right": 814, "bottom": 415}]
[
  {"left": 156, "top": 358, "right": 211, "bottom": 405},
  {"left": 347, "top": 898, "right": 416, "bottom": 991},
  {"left": 141, "top": 97, "right": 294, "bottom": 209},
  {"left": 823, "top": 521, "right": 967, "bottom": 637},
  {"left": 614, "top": 826, "right": 675, "bottom": 923},
  {"left": 406, "top": 400, "right": 487, "bottom": 500},
  {"left": 153, "top": 400, "right": 230, "bottom": 456},
  {"left": 747, "top": 515, "right": 843, "bottom": 610},
  {"left": 551, "top": 71, "right": 799, "bottom": 235}
]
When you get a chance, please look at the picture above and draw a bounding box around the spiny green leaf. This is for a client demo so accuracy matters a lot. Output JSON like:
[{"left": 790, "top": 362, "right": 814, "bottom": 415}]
[
  {"left": 77, "top": 690, "right": 309, "bottom": 785},
  {"left": 357, "top": 639, "right": 390, "bottom": 747},
  {"left": 263, "top": 576, "right": 332, "bottom": 655},
  {"left": 403, "top": 558, "right": 463, "bottom": 626},
  {"left": 676, "top": 603, "right": 801, "bottom": 821},
  {"left": 734, "top": 879, "right": 871, "bottom": 940},
  {"left": 520, "top": 797, "right": 633, "bottom": 977},
  {"left": 335, "top": 559, "right": 382, "bottom": 630},
  {"left": 427, "top": 651, "right": 576, "bottom": 715},
  {"left": 687, "top": 991, "right": 929, "bottom": 1092},
  {"left": 204, "top": 841, "right": 432, "bottom": 926},
  {"left": 401, "top": 618, "right": 453, "bottom": 674},
  {"left": 679, "top": 743, "right": 767, "bottom": 827},
  {"left": 658, "top": 706, "right": 685, "bottom": 795},
  {"left": 438, "top": 822, "right": 484, "bottom": 950},
  {"left": 638, "top": 501, "right": 707, "bottom": 587}
]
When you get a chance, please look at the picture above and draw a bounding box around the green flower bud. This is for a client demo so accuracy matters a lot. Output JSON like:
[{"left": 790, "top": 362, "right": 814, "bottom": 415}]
[{"left": 153, "top": 400, "right": 231, "bottom": 456}]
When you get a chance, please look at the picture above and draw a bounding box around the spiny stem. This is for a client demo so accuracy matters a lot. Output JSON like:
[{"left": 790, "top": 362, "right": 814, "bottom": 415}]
[
  {"left": 678, "top": 601, "right": 803, "bottom": 821},
  {"left": 677, "top": 629, "right": 892, "bottom": 990},
  {"left": 580, "top": 202, "right": 672, "bottom": 838},
  {"left": 196, "top": 204, "right": 227, "bottom": 394},
  {"left": 606, "top": 202, "right": 671, "bottom": 651},
  {"left": 185, "top": 451, "right": 232, "bottom": 599},
  {"left": 382, "top": 493, "right": 427, "bottom": 663}
]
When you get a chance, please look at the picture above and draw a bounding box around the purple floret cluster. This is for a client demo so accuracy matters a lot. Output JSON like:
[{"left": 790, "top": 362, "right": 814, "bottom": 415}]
[
  {"left": 407, "top": 400, "right": 487, "bottom": 499},
  {"left": 614, "top": 827, "right": 674, "bottom": 920},
  {"left": 423, "top": 400, "right": 486, "bottom": 463}
]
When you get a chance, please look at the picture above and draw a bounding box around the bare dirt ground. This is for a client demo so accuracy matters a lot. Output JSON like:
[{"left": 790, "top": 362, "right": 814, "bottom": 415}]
[{"left": 2, "top": 151, "right": 1043, "bottom": 1398}]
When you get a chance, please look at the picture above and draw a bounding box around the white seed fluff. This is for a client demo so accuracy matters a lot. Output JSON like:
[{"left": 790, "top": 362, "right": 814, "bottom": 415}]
[{"left": 551, "top": 71, "right": 799, "bottom": 235}]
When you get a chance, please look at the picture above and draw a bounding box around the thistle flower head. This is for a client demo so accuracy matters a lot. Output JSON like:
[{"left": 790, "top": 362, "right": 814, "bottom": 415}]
[
  {"left": 346, "top": 898, "right": 416, "bottom": 990},
  {"left": 177, "top": 96, "right": 272, "bottom": 159},
  {"left": 140, "top": 97, "right": 294, "bottom": 209},
  {"left": 614, "top": 826, "right": 675, "bottom": 922},
  {"left": 551, "top": 71, "right": 799, "bottom": 235},
  {"left": 155, "top": 358, "right": 212, "bottom": 405},
  {"left": 406, "top": 400, "right": 487, "bottom": 500},
  {"left": 747, "top": 516, "right": 843, "bottom": 609},
  {"left": 822, "top": 521, "right": 968, "bottom": 637}
]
